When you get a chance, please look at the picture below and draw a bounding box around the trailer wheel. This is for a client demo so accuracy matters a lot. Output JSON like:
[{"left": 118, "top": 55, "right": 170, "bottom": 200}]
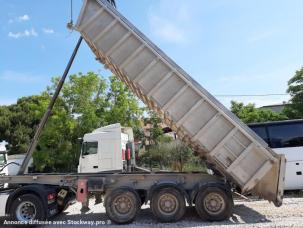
[
  {"left": 10, "top": 194, "right": 46, "bottom": 222},
  {"left": 150, "top": 187, "right": 186, "bottom": 222},
  {"left": 195, "top": 187, "right": 232, "bottom": 221},
  {"left": 105, "top": 188, "right": 140, "bottom": 224}
]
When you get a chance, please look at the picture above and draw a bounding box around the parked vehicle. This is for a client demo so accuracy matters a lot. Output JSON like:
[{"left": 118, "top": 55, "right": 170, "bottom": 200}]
[
  {"left": 0, "top": 149, "right": 33, "bottom": 189},
  {"left": 249, "top": 119, "right": 303, "bottom": 190},
  {"left": 0, "top": 0, "right": 286, "bottom": 224},
  {"left": 6, "top": 154, "right": 33, "bottom": 175}
]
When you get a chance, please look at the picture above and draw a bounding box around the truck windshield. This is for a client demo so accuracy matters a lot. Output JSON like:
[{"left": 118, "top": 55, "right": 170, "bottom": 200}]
[
  {"left": 0, "top": 153, "right": 6, "bottom": 166},
  {"left": 82, "top": 142, "right": 98, "bottom": 156}
]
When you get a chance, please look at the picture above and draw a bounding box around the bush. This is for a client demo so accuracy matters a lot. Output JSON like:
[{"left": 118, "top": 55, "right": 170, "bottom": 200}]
[{"left": 137, "top": 140, "right": 207, "bottom": 172}]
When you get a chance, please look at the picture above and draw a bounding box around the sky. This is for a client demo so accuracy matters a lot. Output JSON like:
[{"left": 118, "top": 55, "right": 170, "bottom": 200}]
[{"left": 1, "top": 0, "right": 303, "bottom": 108}]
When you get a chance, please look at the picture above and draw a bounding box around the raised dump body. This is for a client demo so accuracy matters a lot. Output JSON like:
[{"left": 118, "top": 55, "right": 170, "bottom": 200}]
[{"left": 75, "top": 0, "right": 286, "bottom": 205}]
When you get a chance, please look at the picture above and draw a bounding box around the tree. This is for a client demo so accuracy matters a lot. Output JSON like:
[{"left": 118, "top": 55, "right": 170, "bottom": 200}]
[
  {"left": 105, "top": 76, "right": 143, "bottom": 127},
  {"left": 283, "top": 67, "right": 303, "bottom": 119},
  {"left": 141, "top": 111, "right": 163, "bottom": 147},
  {"left": 230, "top": 101, "right": 288, "bottom": 124},
  {"left": 34, "top": 93, "right": 76, "bottom": 172},
  {"left": 0, "top": 106, "right": 12, "bottom": 147},
  {"left": 139, "top": 139, "right": 206, "bottom": 172},
  {"left": 168, "top": 140, "right": 192, "bottom": 172},
  {"left": 0, "top": 95, "right": 50, "bottom": 155},
  {"left": 0, "top": 72, "right": 144, "bottom": 172},
  {"left": 48, "top": 72, "right": 108, "bottom": 137}
]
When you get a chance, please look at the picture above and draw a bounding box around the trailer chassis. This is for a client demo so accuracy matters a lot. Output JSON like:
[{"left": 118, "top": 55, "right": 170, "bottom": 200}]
[{"left": 0, "top": 172, "right": 233, "bottom": 224}]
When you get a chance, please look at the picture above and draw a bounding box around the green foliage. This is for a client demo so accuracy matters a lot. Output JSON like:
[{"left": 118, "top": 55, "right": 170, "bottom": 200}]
[
  {"left": 139, "top": 140, "right": 206, "bottom": 172},
  {"left": 167, "top": 141, "right": 192, "bottom": 172},
  {"left": 0, "top": 106, "right": 11, "bottom": 149},
  {"left": 0, "top": 95, "right": 49, "bottom": 155},
  {"left": 136, "top": 110, "right": 206, "bottom": 172},
  {"left": 283, "top": 67, "right": 303, "bottom": 119},
  {"left": 142, "top": 111, "right": 164, "bottom": 147},
  {"left": 230, "top": 101, "right": 288, "bottom": 124},
  {"left": 182, "top": 155, "right": 207, "bottom": 172},
  {"left": 36, "top": 93, "right": 75, "bottom": 172},
  {"left": 105, "top": 76, "right": 143, "bottom": 127},
  {"left": 0, "top": 72, "right": 143, "bottom": 172}
]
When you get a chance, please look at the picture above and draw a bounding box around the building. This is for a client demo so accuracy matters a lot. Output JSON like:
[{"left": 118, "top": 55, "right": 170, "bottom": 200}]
[{"left": 260, "top": 103, "right": 288, "bottom": 113}]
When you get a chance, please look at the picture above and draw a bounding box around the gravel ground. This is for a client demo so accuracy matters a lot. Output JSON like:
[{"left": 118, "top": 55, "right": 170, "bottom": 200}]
[
  {"left": 48, "top": 195, "right": 303, "bottom": 227},
  {"left": 1, "top": 195, "right": 303, "bottom": 227}
]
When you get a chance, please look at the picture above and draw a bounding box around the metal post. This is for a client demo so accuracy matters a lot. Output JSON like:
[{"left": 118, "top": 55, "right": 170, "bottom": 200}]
[{"left": 18, "top": 37, "right": 83, "bottom": 175}]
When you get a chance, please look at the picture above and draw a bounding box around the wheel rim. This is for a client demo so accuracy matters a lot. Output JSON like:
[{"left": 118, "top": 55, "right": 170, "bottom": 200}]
[
  {"left": 16, "top": 201, "right": 36, "bottom": 221},
  {"left": 203, "top": 192, "right": 225, "bottom": 215},
  {"left": 113, "top": 194, "right": 133, "bottom": 216},
  {"left": 157, "top": 193, "right": 179, "bottom": 216}
]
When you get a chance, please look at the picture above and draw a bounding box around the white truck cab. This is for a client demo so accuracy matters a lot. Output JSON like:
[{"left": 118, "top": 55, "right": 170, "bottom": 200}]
[{"left": 78, "top": 123, "right": 134, "bottom": 173}]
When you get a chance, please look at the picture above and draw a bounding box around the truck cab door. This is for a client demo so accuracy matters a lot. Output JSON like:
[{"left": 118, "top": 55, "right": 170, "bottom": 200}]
[{"left": 78, "top": 141, "right": 100, "bottom": 173}]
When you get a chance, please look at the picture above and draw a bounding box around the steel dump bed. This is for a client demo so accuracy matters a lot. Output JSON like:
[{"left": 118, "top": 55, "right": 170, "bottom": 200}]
[{"left": 75, "top": 0, "right": 286, "bottom": 205}]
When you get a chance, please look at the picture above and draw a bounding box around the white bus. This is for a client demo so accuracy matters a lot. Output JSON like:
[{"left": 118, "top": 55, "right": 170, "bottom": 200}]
[{"left": 248, "top": 119, "right": 303, "bottom": 190}]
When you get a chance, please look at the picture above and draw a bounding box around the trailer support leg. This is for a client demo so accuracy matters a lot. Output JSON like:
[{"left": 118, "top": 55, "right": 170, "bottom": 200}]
[{"left": 76, "top": 179, "right": 90, "bottom": 213}]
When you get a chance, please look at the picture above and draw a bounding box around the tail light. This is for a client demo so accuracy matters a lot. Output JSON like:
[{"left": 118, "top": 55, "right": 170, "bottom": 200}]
[{"left": 47, "top": 193, "right": 56, "bottom": 204}]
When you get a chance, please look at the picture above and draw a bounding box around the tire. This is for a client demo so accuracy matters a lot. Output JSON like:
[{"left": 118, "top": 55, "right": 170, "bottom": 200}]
[
  {"left": 105, "top": 188, "right": 140, "bottom": 224},
  {"left": 195, "top": 186, "right": 232, "bottom": 221},
  {"left": 150, "top": 187, "right": 186, "bottom": 222},
  {"left": 10, "top": 194, "right": 46, "bottom": 222}
]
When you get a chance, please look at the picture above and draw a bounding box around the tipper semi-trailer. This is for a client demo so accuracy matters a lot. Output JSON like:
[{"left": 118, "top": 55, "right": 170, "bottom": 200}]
[
  {"left": 0, "top": 0, "right": 285, "bottom": 224},
  {"left": 75, "top": 0, "right": 285, "bottom": 203}
]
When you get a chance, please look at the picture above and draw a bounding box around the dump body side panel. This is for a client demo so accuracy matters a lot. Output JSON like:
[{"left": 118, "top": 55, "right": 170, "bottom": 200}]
[{"left": 75, "top": 0, "right": 285, "bottom": 205}]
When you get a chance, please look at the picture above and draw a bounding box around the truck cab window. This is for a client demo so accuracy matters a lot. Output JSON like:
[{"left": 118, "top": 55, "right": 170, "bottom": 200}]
[{"left": 82, "top": 142, "right": 98, "bottom": 156}]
